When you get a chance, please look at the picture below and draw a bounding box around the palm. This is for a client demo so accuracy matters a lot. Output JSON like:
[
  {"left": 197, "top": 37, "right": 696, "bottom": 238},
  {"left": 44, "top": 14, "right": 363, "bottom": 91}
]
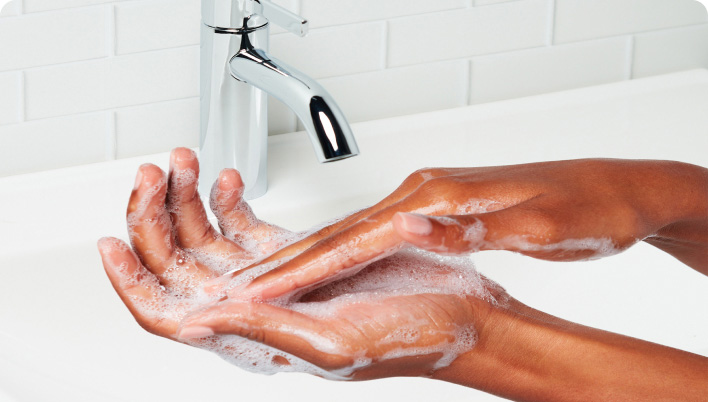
[{"left": 183, "top": 251, "right": 505, "bottom": 379}]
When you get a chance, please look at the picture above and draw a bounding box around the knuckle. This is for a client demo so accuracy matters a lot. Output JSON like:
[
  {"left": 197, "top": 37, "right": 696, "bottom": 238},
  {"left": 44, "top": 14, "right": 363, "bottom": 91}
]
[
  {"left": 404, "top": 168, "right": 439, "bottom": 187},
  {"left": 243, "top": 328, "right": 267, "bottom": 344},
  {"left": 416, "top": 177, "right": 457, "bottom": 202},
  {"left": 315, "top": 224, "right": 337, "bottom": 239}
]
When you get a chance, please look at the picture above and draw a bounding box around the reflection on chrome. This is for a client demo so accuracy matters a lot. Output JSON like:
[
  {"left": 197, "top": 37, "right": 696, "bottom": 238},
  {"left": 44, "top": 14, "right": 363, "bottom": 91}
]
[
  {"left": 200, "top": 0, "right": 359, "bottom": 200},
  {"left": 318, "top": 112, "right": 339, "bottom": 153}
]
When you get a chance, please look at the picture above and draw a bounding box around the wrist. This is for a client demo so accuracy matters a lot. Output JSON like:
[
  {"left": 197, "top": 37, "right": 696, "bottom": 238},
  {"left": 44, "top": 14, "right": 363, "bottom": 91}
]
[
  {"left": 638, "top": 161, "right": 708, "bottom": 271},
  {"left": 635, "top": 161, "right": 708, "bottom": 231},
  {"left": 433, "top": 297, "right": 708, "bottom": 401}
]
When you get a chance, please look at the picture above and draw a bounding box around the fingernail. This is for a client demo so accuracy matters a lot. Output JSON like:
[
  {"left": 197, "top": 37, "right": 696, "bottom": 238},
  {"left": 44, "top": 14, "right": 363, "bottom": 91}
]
[
  {"left": 133, "top": 168, "right": 143, "bottom": 190},
  {"left": 218, "top": 170, "right": 234, "bottom": 192},
  {"left": 178, "top": 326, "right": 214, "bottom": 340},
  {"left": 97, "top": 237, "right": 112, "bottom": 252},
  {"left": 398, "top": 213, "right": 433, "bottom": 236}
]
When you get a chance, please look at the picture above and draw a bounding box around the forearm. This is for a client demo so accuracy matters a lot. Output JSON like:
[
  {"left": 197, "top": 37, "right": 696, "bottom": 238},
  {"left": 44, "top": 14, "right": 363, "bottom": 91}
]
[{"left": 433, "top": 298, "right": 708, "bottom": 402}]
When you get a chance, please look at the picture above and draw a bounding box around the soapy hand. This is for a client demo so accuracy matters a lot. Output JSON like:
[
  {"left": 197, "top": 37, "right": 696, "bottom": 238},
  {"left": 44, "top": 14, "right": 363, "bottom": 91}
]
[
  {"left": 179, "top": 250, "right": 507, "bottom": 380},
  {"left": 98, "top": 148, "right": 507, "bottom": 379},
  {"left": 97, "top": 148, "right": 289, "bottom": 339},
  {"left": 231, "top": 159, "right": 708, "bottom": 301}
]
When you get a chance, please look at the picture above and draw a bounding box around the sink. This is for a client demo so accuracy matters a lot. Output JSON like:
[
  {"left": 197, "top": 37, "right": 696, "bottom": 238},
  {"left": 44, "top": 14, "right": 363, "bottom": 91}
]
[{"left": 1, "top": 69, "right": 707, "bottom": 401}]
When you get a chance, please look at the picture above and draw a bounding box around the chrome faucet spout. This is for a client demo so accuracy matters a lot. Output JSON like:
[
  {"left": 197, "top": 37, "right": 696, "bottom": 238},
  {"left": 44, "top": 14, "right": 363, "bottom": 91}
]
[
  {"left": 199, "top": 0, "right": 359, "bottom": 200},
  {"left": 230, "top": 46, "right": 358, "bottom": 163}
]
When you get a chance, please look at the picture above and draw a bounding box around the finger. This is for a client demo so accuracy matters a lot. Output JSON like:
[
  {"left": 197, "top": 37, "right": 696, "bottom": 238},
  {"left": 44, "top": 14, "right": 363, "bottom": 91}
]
[
  {"left": 128, "top": 164, "right": 216, "bottom": 288},
  {"left": 239, "top": 167, "right": 445, "bottom": 266},
  {"left": 393, "top": 212, "right": 485, "bottom": 254},
  {"left": 97, "top": 237, "right": 176, "bottom": 338},
  {"left": 210, "top": 169, "right": 288, "bottom": 246},
  {"left": 167, "top": 148, "right": 219, "bottom": 248},
  {"left": 233, "top": 208, "right": 407, "bottom": 301},
  {"left": 127, "top": 163, "right": 176, "bottom": 273},
  {"left": 394, "top": 208, "right": 617, "bottom": 260},
  {"left": 167, "top": 148, "right": 244, "bottom": 256},
  {"left": 229, "top": 182, "right": 467, "bottom": 301},
  {"left": 178, "top": 301, "right": 353, "bottom": 371}
]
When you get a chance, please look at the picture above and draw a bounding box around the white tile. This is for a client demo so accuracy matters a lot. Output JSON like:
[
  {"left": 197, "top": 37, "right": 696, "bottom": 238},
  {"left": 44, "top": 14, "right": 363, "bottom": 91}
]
[
  {"left": 0, "top": 7, "right": 109, "bottom": 72},
  {"left": 388, "top": 0, "right": 549, "bottom": 67},
  {"left": 115, "top": 98, "right": 199, "bottom": 158},
  {"left": 470, "top": 37, "right": 629, "bottom": 104},
  {"left": 0, "top": 0, "right": 22, "bottom": 17},
  {"left": 115, "top": 0, "right": 200, "bottom": 55},
  {"left": 271, "top": 22, "right": 385, "bottom": 79},
  {"left": 555, "top": 0, "right": 708, "bottom": 44},
  {"left": 0, "top": 113, "right": 108, "bottom": 176},
  {"left": 24, "top": 46, "right": 199, "bottom": 120},
  {"left": 23, "top": 0, "right": 115, "bottom": 13},
  {"left": 0, "top": 72, "right": 21, "bottom": 126},
  {"left": 300, "top": 0, "right": 466, "bottom": 28},
  {"left": 314, "top": 61, "right": 468, "bottom": 124},
  {"left": 633, "top": 24, "right": 708, "bottom": 78}
]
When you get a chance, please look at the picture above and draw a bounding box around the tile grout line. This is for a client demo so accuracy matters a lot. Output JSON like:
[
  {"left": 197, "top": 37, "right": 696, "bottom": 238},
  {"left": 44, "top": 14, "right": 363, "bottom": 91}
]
[
  {"left": 14, "top": 44, "right": 199, "bottom": 74},
  {"left": 19, "top": 70, "right": 25, "bottom": 122},
  {"left": 4, "top": 97, "right": 200, "bottom": 127}
]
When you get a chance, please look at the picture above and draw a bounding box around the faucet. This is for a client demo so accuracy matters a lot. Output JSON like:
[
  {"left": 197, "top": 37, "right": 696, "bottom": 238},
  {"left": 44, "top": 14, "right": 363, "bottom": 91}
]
[{"left": 199, "top": 0, "right": 360, "bottom": 200}]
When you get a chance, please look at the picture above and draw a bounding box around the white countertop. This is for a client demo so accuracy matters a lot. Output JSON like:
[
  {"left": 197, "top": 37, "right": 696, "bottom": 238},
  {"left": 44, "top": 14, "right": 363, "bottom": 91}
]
[{"left": 0, "top": 69, "right": 707, "bottom": 402}]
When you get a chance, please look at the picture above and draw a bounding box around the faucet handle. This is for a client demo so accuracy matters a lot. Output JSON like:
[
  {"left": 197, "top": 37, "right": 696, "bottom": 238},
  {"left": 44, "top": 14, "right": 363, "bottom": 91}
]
[{"left": 260, "top": 0, "right": 308, "bottom": 37}]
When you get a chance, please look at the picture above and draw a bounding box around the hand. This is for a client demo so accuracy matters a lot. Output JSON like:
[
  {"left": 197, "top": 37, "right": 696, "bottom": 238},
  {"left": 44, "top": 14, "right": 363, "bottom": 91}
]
[
  {"left": 97, "top": 148, "right": 288, "bottom": 339},
  {"left": 179, "top": 249, "right": 508, "bottom": 380},
  {"left": 98, "top": 148, "right": 507, "bottom": 379},
  {"left": 230, "top": 159, "right": 708, "bottom": 301}
]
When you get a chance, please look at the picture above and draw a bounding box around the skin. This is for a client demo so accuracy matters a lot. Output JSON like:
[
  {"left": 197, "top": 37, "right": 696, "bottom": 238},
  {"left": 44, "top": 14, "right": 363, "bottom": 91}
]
[
  {"left": 98, "top": 148, "right": 506, "bottom": 377},
  {"left": 225, "top": 159, "right": 708, "bottom": 301},
  {"left": 99, "top": 150, "right": 708, "bottom": 400},
  {"left": 99, "top": 147, "right": 286, "bottom": 339}
]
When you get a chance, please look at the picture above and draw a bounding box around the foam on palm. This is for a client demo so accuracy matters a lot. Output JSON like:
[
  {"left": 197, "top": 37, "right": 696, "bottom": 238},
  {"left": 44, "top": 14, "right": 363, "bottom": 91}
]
[{"left": 187, "top": 245, "right": 504, "bottom": 379}]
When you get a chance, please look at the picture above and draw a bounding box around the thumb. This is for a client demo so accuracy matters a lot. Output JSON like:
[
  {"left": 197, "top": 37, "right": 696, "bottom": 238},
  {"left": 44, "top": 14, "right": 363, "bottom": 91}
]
[{"left": 393, "top": 212, "right": 488, "bottom": 254}]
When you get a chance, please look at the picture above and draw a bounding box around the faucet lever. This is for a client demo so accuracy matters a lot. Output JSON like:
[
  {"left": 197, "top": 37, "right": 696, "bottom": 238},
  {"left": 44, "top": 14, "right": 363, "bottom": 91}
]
[{"left": 259, "top": 0, "right": 308, "bottom": 36}]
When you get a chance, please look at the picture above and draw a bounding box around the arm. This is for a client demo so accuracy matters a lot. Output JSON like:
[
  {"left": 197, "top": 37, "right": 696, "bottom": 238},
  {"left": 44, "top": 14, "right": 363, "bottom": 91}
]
[
  {"left": 435, "top": 298, "right": 708, "bottom": 401},
  {"left": 231, "top": 159, "right": 708, "bottom": 301},
  {"left": 179, "top": 284, "right": 708, "bottom": 401}
]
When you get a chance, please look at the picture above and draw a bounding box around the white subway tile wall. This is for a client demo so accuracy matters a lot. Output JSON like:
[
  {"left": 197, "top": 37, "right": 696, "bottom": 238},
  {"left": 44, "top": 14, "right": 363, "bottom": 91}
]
[{"left": 0, "top": 0, "right": 706, "bottom": 176}]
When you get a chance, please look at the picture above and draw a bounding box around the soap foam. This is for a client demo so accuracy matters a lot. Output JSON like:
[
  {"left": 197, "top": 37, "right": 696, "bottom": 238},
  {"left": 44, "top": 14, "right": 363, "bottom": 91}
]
[
  {"left": 120, "top": 182, "right": 507, "bottom": 380},
  {"left": 496, "top": 235, "right": 620, "bottom": 260},
  {"left": 191, "top": 249, "right": 505, "bottom": 379}
]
